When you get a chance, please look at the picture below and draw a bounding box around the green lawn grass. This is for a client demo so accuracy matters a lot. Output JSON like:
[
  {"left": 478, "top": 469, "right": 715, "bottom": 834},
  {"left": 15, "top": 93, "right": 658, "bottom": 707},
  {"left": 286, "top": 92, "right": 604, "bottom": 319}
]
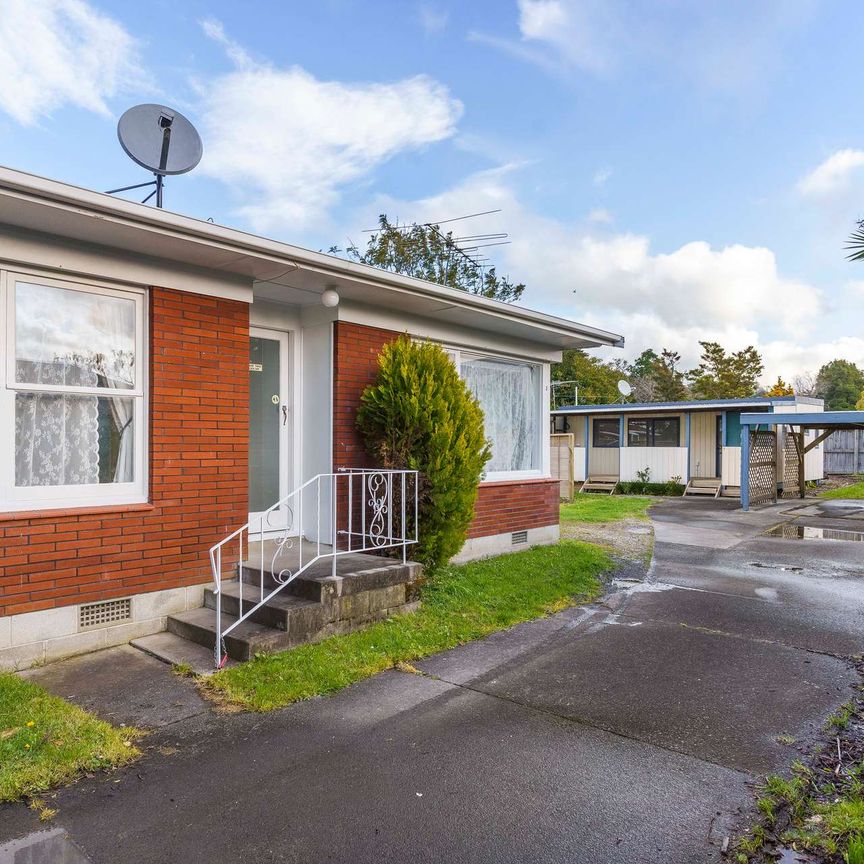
[
  {"left": 560, "top": 495, "right": 655, "bottom": 524},
  {"left": 820, "top": 480, "right": 864, "bottom": 499},
  {"left": 0, "top": 672, "right": 140, "bottom": 802},
  {"left": 204, "top": 540, "right": 610, "bottom": 711}
]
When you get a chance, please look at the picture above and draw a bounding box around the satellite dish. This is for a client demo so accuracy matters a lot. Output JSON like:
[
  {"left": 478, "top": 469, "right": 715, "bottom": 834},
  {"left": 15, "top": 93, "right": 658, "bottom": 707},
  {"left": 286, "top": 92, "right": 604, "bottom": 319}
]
[
  {"left": 108, "top": 104, "right": 203, "bottom": 208},
  {"left": 617, "top": 380, "right": 632, "bottom": 399}
]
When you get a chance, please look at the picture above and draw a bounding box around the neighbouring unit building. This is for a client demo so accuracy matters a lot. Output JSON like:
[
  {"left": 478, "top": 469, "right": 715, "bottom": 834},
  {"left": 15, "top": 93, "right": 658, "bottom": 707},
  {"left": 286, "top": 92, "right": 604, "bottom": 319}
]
[{"left": 551, "top": 396, "right": 825, "bottom": 497}]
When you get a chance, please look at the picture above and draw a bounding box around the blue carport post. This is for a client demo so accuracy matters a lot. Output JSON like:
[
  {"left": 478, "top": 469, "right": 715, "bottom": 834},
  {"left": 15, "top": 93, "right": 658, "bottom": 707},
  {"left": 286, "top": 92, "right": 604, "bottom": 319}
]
[{"left": 741, "top": 422, "right": 750, "bottom": 511}]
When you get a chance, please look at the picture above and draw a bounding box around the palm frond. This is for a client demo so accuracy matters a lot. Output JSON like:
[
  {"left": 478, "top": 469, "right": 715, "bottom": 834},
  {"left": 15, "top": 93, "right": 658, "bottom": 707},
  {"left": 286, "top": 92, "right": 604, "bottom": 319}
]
[{"left": 845, "top": 221, "right": 864, "bottom": 261}]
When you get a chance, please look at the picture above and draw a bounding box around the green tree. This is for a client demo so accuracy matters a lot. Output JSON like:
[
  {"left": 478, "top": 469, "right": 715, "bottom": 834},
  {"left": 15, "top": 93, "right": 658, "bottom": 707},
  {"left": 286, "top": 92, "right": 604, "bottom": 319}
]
[
  {"left": 815, "top": 359, "right": 864, "bottom": 410},
  {"left": 341, "top": 215, "right": 525, "bottom": 303},
  {"left": 648, "top": 349, "right": 689, "bottom": 401},
  {"left": 687, "top": 341, "right": 764, "bottom": 399},
  {"left": 552, "top": 349, "right": 621, "bottom": 405},
  {"left": 629, "top": 349, "right": 659, "bottom": 379},
  {"left": 357, "top": 335, "right": 491, "bottom": 569},
  {"left": 856, "top": 390, "right": 864, "bottom": 411}
]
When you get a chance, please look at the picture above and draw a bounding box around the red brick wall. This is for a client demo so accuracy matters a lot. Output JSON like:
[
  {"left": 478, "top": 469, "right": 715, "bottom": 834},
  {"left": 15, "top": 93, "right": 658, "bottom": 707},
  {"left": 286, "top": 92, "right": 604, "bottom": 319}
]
[
  {"left": 332, "top": 321, "right": 559, "bottom": 542},
  {"left": 0, "top": 287, "right": 249, "bottom": 617},
  {"left": 332, "top": 321, "right": 401, "bottom": 470},
  {"left": 468, "top": 479, "right": 560, "bottom": 539}
]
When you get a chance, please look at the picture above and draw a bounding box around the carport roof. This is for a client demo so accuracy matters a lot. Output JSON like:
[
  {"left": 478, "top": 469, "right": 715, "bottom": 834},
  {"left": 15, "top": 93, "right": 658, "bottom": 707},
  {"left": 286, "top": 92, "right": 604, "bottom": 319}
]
[
  {"left": 741, "top": 411, "right": 864, "bottom": 430},
  {"left": 553, "top": 396, "right": 815, "bottom": 415}
]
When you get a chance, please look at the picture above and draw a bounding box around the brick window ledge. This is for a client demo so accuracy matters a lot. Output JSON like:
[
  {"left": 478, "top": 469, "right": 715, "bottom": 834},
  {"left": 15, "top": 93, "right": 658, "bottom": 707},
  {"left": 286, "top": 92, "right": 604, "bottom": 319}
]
[
  {"left": 479, "top": 477, "right": 556, "bottom": 488},
  {"left": 0, "top": 502, "right": 156, "bottom": 524}
]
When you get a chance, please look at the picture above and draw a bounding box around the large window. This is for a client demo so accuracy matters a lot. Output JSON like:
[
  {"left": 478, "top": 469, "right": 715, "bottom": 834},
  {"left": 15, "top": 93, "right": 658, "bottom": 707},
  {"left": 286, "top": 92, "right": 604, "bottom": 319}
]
[
  {"left": 2, "top": 273, "right": 146, "bottom": 510},
  {"left": 593, "top": 418, "right": 620, "bottom": 448},
  {"left": 452, "top": 350, "right": 543, "bottom": 479},
  {"left": 628, "top": 417, "right": 680, "bottom": 447}
]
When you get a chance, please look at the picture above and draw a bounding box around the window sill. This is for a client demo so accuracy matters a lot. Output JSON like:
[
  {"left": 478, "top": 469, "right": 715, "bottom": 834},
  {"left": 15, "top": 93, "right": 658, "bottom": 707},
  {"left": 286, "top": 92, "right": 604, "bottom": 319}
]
[
  {"left": 0, "top": 502, "right": 155, "bottom": 523},
  {"left": 480, "top": 476, "right": 554, "bottom": 487}
]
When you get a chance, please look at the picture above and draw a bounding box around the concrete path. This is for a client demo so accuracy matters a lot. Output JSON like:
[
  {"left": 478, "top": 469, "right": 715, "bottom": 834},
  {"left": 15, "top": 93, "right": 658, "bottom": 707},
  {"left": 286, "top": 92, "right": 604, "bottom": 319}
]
[{"left": 2, "top": 498, "right": 862, "bottom": 863}]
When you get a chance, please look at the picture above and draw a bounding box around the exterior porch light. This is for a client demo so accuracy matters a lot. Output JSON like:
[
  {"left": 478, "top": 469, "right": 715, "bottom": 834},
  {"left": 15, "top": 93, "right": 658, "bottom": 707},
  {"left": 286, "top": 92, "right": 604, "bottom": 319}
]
[{"left": 321, "top": 287, "right": 340, "bottom": 308}]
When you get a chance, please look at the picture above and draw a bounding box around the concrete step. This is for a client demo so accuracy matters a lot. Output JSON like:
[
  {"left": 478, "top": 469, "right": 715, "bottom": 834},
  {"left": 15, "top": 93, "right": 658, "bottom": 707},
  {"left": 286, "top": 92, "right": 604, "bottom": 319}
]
[
  {"left": 241, "top": 558, "right": 421, "bottom": 603},
  {"left": 131, "top": 631, "right": 231, "bottom": 675},
  {"left": 204, "top": 581, "right": 326, "bottom": 634},
  {"left": 167, "top": 607, "right": 296, "bottom": 662},
  {"left": 167, "top": 556, "right": 423, "bottom": 665}
]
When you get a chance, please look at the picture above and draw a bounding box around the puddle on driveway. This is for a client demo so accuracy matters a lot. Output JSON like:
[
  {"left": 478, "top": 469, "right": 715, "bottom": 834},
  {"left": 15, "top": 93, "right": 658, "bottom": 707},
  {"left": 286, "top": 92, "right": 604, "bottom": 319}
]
[
  {"left": 0, "top": 829, "right": 91, "bottom": 863},
  {"left": 763, "top": 523, "right": 864, "bottom": 542}
]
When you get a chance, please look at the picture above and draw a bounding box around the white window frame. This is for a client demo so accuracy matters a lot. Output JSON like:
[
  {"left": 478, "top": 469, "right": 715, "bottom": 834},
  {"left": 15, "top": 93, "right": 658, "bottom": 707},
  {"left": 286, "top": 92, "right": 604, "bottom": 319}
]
[
  {"left": 0, "top": 269, "right": 148, "bottom": 511},
  {"left": 447, "top": 346, "right": 547, "bottom": 483}
]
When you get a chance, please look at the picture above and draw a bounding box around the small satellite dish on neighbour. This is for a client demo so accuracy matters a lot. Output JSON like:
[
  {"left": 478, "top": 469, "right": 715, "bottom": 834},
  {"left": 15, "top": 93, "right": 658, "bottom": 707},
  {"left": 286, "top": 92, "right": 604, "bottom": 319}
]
[
  {"left": 107, "top": 104, "right": 203, "bottom": 208},
  {"left": 617, "top": 380, "right": 632, "bottom": 400}
]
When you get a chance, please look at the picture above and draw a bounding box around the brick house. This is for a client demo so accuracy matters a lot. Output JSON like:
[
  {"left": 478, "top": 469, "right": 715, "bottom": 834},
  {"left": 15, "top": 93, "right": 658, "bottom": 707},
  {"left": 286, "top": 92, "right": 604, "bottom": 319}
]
[{"left": 0, "top": 167, "right": 623, "bottom": 669}]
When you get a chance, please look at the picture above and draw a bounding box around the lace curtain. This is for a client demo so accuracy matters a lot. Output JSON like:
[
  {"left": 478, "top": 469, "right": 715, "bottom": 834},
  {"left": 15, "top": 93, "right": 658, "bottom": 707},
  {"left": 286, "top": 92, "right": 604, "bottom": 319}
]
[
  {"left": 460, "top": 358, "right": 538, "bottom": 472},
  {"left": 14, "top": 364, "right": 101, "bottom": 487},
  {"left": 14, "top": 282, "right": 135, "bottom": 487}
]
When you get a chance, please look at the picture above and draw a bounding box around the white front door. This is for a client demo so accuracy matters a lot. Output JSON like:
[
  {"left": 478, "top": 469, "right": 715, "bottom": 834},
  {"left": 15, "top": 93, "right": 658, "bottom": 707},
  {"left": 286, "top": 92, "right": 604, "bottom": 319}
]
[{"left": 248, "top": 328, "right": 291, "bottom": 532}]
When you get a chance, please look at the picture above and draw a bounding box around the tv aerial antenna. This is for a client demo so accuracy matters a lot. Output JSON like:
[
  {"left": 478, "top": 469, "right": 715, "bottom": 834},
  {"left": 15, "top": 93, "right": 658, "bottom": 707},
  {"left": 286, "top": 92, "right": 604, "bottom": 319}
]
[
  {"left": 551, "top": 380, "right": 578, "bottom": 409},
  {"left": 362, "top": 209, "right": 511, "bottom": 278},
  {"left": 106, "top": 104, "right": 203, "bottom": 208}
]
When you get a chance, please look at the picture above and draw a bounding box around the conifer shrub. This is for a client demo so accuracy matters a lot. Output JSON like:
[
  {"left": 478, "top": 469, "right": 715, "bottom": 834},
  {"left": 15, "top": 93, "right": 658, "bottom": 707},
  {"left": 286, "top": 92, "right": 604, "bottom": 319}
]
[{"left": 356, "top": 335, "right": 491, "bottom": 570}]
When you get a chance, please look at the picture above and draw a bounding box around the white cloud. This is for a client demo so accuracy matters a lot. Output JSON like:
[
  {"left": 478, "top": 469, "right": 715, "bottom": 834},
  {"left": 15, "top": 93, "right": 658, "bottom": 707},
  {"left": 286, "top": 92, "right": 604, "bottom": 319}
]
[
  {"left": 518, "top": 0, "right": 615, "bottom": 74},
  {"left": 0, "top": 0, "right": 145, "bottom": 125},
  {"left": 418, "top": 4, "right": 449, "bottom": 35},
  {"left": 197, "top": 20, "right": 463, "bottom": 232},
  {"left": 474, "top": 0, "right": 814, "bottom": 97},
  {"left": 798, "top": 149, "right": 864, "bottom": 199},
  {"left": 757, "top": 336, "right": 864, "bottom": 382},
  {"left": 590, "top": 314, "right": 864, "bottom": 383},
  {"left": 408, "top": 168, "right": 821, "bottom": 334},
  {"left": 587, "top": 208, "right": 612, "bottom": 223},
  {"left": 359, "top": 165, "right": 832, "bottom": 385}
]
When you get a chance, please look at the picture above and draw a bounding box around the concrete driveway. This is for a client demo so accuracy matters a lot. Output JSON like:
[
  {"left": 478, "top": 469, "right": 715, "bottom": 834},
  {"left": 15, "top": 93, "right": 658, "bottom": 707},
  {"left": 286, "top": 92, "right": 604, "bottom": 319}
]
[{"left": 2, "top": 498, "right": 862, "bottom": 864}]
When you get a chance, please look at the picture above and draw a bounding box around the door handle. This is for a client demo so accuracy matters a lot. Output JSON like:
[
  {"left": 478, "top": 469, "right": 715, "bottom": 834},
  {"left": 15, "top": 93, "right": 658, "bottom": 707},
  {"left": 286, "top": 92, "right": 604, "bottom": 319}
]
[{"left": 282, "top": 405, "right": 288, "bottom": 426}]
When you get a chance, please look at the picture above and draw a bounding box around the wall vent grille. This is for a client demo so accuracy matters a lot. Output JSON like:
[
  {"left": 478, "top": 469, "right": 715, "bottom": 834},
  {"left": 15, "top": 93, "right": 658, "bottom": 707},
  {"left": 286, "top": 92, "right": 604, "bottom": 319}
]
[
  {"left": 79, "top": 598, "right": 132, "bottom": 630},
  {"left": 512, "top": 530, "right": 528, "bottom": 546}
]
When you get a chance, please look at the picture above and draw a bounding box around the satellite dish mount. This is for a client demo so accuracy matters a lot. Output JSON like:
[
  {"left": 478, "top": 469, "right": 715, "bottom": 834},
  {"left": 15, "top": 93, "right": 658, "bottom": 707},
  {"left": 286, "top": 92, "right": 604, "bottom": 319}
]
[{"left": 107, "top": 104, "right": 203, "bottom": 208}]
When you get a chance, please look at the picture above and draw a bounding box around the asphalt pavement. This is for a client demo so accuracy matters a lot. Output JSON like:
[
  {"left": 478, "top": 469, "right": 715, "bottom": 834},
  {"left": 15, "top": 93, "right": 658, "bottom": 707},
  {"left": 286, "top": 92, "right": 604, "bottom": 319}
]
[{"left": 2, "top": 497, "right": 862, "bottom": 863}]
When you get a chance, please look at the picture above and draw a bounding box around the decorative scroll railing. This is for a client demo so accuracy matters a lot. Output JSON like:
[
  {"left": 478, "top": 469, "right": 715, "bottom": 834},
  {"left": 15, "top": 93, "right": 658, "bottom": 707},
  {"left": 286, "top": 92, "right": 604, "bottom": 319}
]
[{"left": 208, "top": 469, "right": 419, "bottom": 668}]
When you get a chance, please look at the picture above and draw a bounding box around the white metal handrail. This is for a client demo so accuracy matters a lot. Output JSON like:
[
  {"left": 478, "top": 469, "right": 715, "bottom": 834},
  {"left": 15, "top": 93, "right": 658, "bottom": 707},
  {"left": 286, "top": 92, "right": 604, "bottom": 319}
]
[{"left": 208, "top": 468, "right": 419, "bottom": 667}]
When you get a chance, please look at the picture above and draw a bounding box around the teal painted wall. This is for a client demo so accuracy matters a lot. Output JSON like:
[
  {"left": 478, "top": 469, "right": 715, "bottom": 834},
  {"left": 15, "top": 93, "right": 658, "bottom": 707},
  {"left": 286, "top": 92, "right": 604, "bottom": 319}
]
[{"left": 726, "top": 411, "right": 741, "bottom": 446}]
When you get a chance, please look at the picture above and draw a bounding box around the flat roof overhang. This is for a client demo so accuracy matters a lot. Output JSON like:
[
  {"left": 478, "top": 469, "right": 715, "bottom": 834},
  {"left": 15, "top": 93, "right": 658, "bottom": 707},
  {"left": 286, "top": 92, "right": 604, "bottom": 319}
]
[
  {"left": 741, "top": 411, "right": 864, "bottom": 430},
  {"left": 0, "top": 166, "right": 624, "bottom": 352},
  {"left": 554, "top": 399, "right": 793, "bottom": 416}
]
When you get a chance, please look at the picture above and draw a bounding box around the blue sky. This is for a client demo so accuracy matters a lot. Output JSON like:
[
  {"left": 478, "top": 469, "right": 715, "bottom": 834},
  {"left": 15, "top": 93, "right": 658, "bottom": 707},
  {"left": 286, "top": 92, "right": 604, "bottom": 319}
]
[{"left": 2, "top": 0, "right": 864, "bottom": 384}]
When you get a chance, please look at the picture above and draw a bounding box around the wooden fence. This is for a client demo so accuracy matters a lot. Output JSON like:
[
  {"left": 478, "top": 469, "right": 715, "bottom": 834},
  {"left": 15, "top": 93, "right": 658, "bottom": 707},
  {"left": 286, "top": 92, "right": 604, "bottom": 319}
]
[
  {"left": 551, "top": 433, "right": 575, "bottom": 500},
  {"left": 824, "top": 429, "right": 864, "bottom": 475}
]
